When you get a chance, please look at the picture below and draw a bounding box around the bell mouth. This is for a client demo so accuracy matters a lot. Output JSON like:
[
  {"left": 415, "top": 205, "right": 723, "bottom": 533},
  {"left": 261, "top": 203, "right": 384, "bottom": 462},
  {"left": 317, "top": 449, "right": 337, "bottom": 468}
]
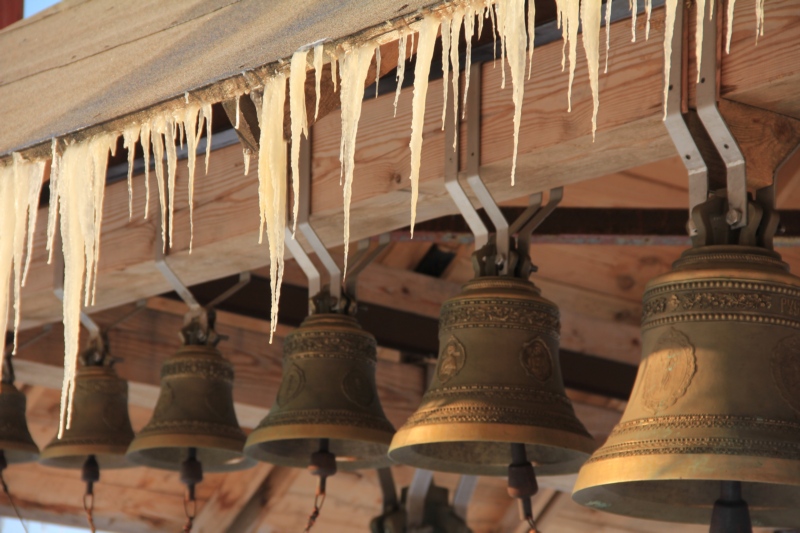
[
  {"left": 39, "top": 448, "right": 131, "bottom": 470},
  {"left": 0, "top": 442, "right": 39, "bottom": 465},
  {"left": 126, "top": 434, "right": 254, "bottom": 472},
  {"left": 244, "top": 424, "right": 393, "bottom": 471},
  {"left": 389, "top": 423, "right": 596, "bottom": 477},
  {"left": 573, "top": 454, "right": 800, "bottom": 528}
]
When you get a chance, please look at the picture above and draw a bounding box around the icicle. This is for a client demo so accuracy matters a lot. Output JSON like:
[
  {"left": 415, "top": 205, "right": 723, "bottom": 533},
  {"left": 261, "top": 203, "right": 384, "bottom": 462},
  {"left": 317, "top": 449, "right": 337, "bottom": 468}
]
[
  {"left": 374, "top": 46, "right": 381, "bottom": 98},
  {"left": 46, "top": 139, "right": 61, "bottom": 264},
  {"left": 122, "top": 124, "right": 140, "bottom": 220},
  {"left": 604, "top": 0, "right": 613, "bottom": 73},
  {"left": 329, "top": 50, "right": 339, "bottom": 93},
  {"left": 556, "top": 0, "right": 580, "bottom": 112},
  {"left": 662, "top": 0, "right": 680, "bottom": 120},
  {"left": 394, "top": 34, "right": 408, "bottom": 117},
  {"left": 450, "top": 9, "right": 464, "bottom": 146},
  {"left": 243, "top": 149, "right": 251, "bottom": 175},
  {"left": 178, "top": 121, "right": 186, "bottom": 150},
  {"left": 755, "top": 0, "right": 765, "bottom": 42},
  {"left": 165, "top": 117, "right": 178, "bottom": 249},
  {"left": 725, "top": 0, "right": 737, "bottom": 53},
  {"left": 150, "top": 116, "right": 168, "bottom": 252},
  {"left": 629, "top": 0, "right": 637, "bottom": 42},
  {"left": 645, "top": 0, "right": 653, "bottom": 40},
  {"left": 408, "top": 16, "right": 440, "bottom": 238},
  {"left": 313, "top": 44, "right": 324, "bottom": 120},
  {"left": 527, "top": 0, "right": 536, "bottom": 79},
  {"left": 140, "top": 122, "right": 152, "bottom": 220},
  {"left": 257, "top": 73, "right": 288, "bottom": 342},
  {"left": 581, "top": 0, "right": 602, "bottom": 140},
  {"left": 495, "top": 0, "right": 527, "bottom": 185},
  {"left": 494, "top": 4, "right": 507, "bottom": 87},
  {"left": 0, "top": 155, "right": 43, "bottom": 367},
  {"left": 338, "top": 42, "right": 378, "bottom": 278},
  {"left": 488, "top": 3, "right": 499, "bottom": 65},
  {"left": 50, "top": 132, "right": 118, "bottom": 435},
  {"left": 695, "top": 0, "right": 707, "bottom": 82},
  {"left": 409, "top": 31, "right": 416, "bottom": 59},
  {"left": 463, "top": 8, "right": 476, "bottom": 117},
  {"left": 290, "top": 49, "right": 310, "bottom": 235},
  {"left": 183, "top": 104, "right": 201, "bottom": 252},
  {"left": 202, "top": 103, "right": 213, "bottom": 174},
  {"left": 441, "top": 16, "right": 452, "bottom": 130}
]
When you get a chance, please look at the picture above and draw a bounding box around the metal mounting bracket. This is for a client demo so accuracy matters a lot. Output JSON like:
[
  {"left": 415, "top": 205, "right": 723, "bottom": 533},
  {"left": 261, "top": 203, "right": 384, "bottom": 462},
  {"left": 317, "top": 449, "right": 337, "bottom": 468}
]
[
  {"left": 664, "top": 0, "right": 748, "bottom": 230},
  {"left": 285, "top": 135, "right": 343, "bottom": 314},
  {"left": 444, "top": 64, "right": 563, "bottom": 277}
]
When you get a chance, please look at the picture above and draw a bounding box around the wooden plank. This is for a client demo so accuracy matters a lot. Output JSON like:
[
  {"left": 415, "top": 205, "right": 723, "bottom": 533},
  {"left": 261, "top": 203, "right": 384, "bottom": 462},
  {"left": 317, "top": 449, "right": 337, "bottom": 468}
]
[
  {"left": 192, "top": 463, "right": 275, "bottom": 533},
  {"left": 13, "top": 10, "right": 678, "bottom": 333},
  {"left": 721, "top": 0, "right": 800, "bottom": 120}
]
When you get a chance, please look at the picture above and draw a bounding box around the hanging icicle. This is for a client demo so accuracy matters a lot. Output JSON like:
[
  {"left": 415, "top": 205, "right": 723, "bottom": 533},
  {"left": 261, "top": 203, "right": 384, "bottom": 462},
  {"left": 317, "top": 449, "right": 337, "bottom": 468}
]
[
  {"left": 581, "top": 0, "right": 602, "bottom": 140},
  {"left": 314, "top": 44, "right": 324, "bottom": 120},
  {"left": 662, "top": 0, "right": 680, "bottom": 120},
  {"left": 555, "top": 0, "right": 580, "bottom": 112},
  {"left": 726, "top": 0, "right": 737, "bottom": 53},
  {"left": 122, "top": 124, "right": 140, "bottom": 220},
  {"left": 290, "top": 49, "right": 310, "bottom": 236},
  {"left": 394, "top": 33, "right": 409, "bottom": 117},
  {"left": 0, "top": 155, "right": 44, "bottom": 376},
  {"left": 495, "top": 0, "right": 528, "bottom": 184},
  {"left": 257, "top": 73, "right": 288, "bottom": 343},
  {"left": 46, "top": 132, "right": 118, "bottom": 435},
  {"left": 408, "top": 16, "right": 440, "bottom": 237},
  {"left": 338, "top": 41, "right": 378, "bottom": 277},
  {"left": 604, "top": 0, "right": 613, "bottom": 73}
]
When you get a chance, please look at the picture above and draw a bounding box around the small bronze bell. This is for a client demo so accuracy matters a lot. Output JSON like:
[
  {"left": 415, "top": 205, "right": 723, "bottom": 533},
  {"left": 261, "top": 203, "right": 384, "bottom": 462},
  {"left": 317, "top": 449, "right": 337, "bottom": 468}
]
[
  {"left": 40, "top": 344, "right": 134, "bottom": 470},
  {"left": 573, "top": 196, "right": 800, "bottom": 528},
  {"left": 389, "top": 273, "right": 596, "bottom": 476},
  {"left": 127, "top": 317, "right": 252, "bottom": 473},
  {"left": 0, "top": 359, "right": 38, "bottom": 465},
  {"left": 244, "top": 311, "right": 395, "bottom": 470}
]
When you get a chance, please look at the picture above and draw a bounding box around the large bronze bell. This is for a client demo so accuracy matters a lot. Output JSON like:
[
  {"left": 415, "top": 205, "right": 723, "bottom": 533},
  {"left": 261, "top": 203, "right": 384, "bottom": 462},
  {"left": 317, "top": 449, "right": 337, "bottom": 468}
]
[
  {"left": 573, "top": 196, "right": 800, "bottom": 528},
  {"left": 40, "top": 344, "right": 134, "bottom": 470},
  {"left": 0, "top": 359, "right": 39, "bottom": 464},
  {"left": 126, "top": 319, "right": 252, "bottom": 473},
  {"left": 244, "top": 311, "right": 394, "bottom": 470},
  {"left": 389, "top": 273, "right": 596, "bottom": 476}
]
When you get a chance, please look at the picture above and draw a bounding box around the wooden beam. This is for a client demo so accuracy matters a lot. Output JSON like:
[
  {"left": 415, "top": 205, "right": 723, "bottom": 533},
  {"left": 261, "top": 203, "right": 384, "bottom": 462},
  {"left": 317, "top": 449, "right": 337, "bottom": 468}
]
[{"left": 17, "top": 10, "right": 674, "bottom": 333}]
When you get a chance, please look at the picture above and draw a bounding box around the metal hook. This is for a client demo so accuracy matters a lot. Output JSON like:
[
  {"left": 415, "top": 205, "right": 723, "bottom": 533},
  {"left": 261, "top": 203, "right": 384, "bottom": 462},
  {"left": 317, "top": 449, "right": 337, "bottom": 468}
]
[
  {"left": 664, "top": 1, "right": 708, "bottom": 231},
  {"left": 287, "top": 135, "right": 343, "bottom": 314}
]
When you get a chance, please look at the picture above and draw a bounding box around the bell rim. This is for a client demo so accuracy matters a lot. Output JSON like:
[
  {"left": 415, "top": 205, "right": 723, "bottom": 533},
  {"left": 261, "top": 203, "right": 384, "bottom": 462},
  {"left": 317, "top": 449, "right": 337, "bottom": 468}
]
[
  {"left": 0, "top": 440, "right": 39, "bottom": 465},
  {"left": 126, "top": 433, "right": 254, "bottom": 472},
  {"left": 388, "top": 422, "right": 596, "bottom": 476},
  {"left": 573, "top": 454, "right": 800, "bottom": 527},
  {"left": 244, "top": 423, "right": 394, "bottom": 471},
  {"left": 39, "top": 445, "right": 132, "bottom": 469}
]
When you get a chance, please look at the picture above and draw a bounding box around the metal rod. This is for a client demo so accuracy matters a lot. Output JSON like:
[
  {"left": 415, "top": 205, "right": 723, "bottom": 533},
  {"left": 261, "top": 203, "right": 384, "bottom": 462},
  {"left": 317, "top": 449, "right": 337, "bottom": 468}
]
[
  {"left": 451, "top": 475, "right": 478, "bottom": 521},
  {"left": 663, "top": 0, "right": 707, "bottom": 230},
  {"left": 696, "top": 0, "right": 747, "bottom": 228},
  {"left": 205, "top": 272, "right": 251, "bottom": 309},
  {"left": 344, "top": 234, "right": 390, "bottom": 300},
  {"left": 153, "top": 229, "right": 202, "bottom": 318},
  {"left": 405, "top": 469, "right": 434, "bottom": 528}
]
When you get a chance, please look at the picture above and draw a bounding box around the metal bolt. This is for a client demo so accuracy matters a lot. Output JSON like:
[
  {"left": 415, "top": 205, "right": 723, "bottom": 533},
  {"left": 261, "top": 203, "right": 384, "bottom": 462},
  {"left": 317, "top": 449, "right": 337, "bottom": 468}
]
[{"left": 725, "top": 209, "right": 742, "bottom": 226}]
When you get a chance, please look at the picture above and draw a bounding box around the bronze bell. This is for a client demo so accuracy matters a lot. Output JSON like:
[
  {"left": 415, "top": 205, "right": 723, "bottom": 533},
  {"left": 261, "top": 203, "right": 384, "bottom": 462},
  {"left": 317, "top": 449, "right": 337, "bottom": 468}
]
[
  {"left": 389, "top": 273, "right": 596, "bottom": 476},
  {"left": 244, "top": 312, "right": 395, "bottom": 470},
  {"left": 126, "top": 320, "right": 253, "bottom": 473},
  {"left": 0, "top": 361, "right": 39, "bottom": 464},
  {"left": 40, "top": 346, "right": 134, "bottom": 469},
  {"left": 573, "top": 196, "right": 800, "bottom": 528}
]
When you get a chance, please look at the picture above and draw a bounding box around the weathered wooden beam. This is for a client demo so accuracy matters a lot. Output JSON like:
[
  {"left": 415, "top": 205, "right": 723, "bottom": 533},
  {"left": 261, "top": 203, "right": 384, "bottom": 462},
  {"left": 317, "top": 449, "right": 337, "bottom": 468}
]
[{"left": 17, "top": 11, "right": 674, "bottom": 333}]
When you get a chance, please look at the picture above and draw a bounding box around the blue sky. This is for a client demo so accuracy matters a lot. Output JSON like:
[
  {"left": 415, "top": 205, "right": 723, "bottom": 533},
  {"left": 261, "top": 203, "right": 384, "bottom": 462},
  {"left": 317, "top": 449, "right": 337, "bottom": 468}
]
[{"left": 24, "top": 0, "right": 60, "bottom": 17}]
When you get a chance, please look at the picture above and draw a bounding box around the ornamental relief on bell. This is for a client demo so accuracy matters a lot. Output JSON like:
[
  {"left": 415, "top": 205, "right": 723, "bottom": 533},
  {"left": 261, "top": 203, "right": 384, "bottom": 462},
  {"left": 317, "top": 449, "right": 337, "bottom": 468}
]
[
  {"left": 642, "top": 291, "right": 773, "bottom": 322},
  {"left": 437, "top": 335, "right": 466, "bottom": 384},
  {"left": 519, "top": 336, "right": 553, "bottom": 382},
  {"left": 276, "top": 364, "right": 305, "bottom": 406},
  {"left": 771, "top": 335, "right": 800, "bottom": 414},
  {"left": 439, "top": 301, "right": 559, "bottom": 331},
  {"left": 640, "top": 328, "right": 696, "bottom": 414},
  {"left": 342, "top": 367, "right": 375, "bottom": 407}
]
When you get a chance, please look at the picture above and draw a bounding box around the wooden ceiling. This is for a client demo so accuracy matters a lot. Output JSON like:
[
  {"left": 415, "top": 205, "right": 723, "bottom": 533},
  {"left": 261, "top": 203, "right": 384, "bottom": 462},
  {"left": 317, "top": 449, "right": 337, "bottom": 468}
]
[{"left": 2, "top": 0, "right": 800, "bottom": 531}]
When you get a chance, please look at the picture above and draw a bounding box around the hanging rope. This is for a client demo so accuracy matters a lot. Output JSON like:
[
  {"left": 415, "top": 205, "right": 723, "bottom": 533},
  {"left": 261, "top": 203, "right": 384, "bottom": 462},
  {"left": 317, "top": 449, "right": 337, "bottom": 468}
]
[
  {"left": 303, "top": 490, "right": 326, "bottom": 532},
  {"left": 83, "top": 493, "right": 96, "bottom": 533},
  {"left": 0, "top": 468, "right": 28, "bottom": 533},
  {"left": 183, "top": 494, "right": 197, "bottom": 533}
]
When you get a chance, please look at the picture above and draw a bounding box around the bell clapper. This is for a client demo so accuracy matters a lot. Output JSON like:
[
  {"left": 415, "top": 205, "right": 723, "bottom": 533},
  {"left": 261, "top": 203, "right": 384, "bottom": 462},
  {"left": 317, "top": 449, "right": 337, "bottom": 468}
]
[
  {"left": 81, "top": 454, "right": 100, "bottom": 533},
  {"left": 709, "top": 481, "right": 753, "bottom": 533},
  {"left": 508, "top": 443, "right": 540, "bottom": 532},
  {"left": 180, "top": 447, "right": 203, "bottom": 532},
  {"left": 305, "top": 438, "right": 337, "bottom": 532}
]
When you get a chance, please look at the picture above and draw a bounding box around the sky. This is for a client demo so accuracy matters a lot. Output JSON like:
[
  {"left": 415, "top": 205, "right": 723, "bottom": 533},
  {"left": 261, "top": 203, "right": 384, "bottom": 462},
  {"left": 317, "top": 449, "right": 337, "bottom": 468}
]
[
  {"left": 24, "top": 0, "right": 60, "bottom": 17},
  {"left": 0, "top": 517, "right": 111, "bottom": 532}
]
